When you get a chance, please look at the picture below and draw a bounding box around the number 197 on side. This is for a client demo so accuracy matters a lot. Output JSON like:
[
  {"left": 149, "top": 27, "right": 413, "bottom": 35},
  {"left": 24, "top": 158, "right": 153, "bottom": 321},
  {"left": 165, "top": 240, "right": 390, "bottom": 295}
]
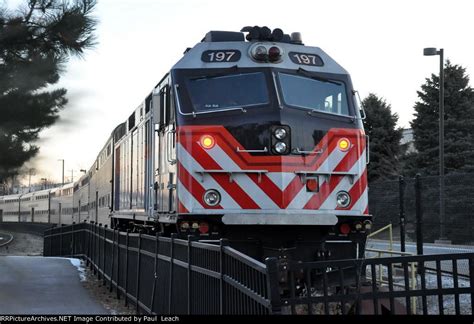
[
  {"left": 289, "top": 52, "right": 323, "bottom": 66},
  {"left": 201, "top": 50, "right": 241, "bottom": 63}
]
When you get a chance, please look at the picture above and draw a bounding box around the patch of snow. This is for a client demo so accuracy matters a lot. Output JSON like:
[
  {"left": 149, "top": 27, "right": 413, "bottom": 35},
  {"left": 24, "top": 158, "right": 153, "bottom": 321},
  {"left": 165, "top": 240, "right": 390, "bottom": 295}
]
[
  {"left": 421, "top": 273, "right": 471, "bottom": 315},
  {"left": 365, "top": 265, "right": 472, "bottom": 314},
  {"left": 68, "top": 258, "right": 87, "bottom": 282}
]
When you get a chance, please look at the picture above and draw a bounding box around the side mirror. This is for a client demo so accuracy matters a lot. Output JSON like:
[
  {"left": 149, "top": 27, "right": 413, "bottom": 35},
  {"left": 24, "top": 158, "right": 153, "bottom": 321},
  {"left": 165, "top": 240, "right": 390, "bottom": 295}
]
[{"left": 352, "top": 90, "right": 366, "bottom": 120}]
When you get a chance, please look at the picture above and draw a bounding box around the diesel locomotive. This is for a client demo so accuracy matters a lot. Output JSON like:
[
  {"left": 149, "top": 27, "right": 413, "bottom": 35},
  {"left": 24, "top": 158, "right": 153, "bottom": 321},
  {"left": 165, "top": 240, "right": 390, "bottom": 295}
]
[{"left": 0, "top": 26, "right": 371, "bottom": 262}]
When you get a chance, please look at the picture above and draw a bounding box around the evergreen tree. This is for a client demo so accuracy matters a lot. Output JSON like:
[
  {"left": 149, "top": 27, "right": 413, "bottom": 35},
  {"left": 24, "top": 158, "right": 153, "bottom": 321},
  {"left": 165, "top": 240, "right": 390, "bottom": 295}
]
[
  {"left": 0, "top": 0, "right": 97, "bottom": 184},
  {"left": 362, "top": 93, "right": 403, "bottom": 182},
  {"left": 410, "top": 61, "right": 474, "bottom": 175}
]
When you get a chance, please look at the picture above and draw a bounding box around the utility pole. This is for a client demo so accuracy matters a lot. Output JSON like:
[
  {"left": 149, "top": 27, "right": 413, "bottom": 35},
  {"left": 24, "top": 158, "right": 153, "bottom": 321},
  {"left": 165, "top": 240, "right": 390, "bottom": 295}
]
[
  {"left": 68, "top": 170, "right": 74, "bottom": 183},
  {"left": 41, "top": 178, "right": 47, "bottom": 190},
  {"left": 28, "top": 168, "right": 35, "bottom": 192},
  {"left": 58, "top": 159, "right": 65, "bottom": 186}
]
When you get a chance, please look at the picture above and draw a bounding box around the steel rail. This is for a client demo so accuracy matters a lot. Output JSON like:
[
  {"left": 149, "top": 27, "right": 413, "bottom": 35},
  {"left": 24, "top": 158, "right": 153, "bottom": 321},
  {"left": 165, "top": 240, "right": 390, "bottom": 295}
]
[{"left": 0, "top": 232, "right": 14, "bottom": 247}]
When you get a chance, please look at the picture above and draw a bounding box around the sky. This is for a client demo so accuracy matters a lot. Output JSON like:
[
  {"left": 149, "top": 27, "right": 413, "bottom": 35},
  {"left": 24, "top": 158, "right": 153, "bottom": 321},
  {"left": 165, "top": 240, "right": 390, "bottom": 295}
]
[{"left": 6, "top": 0, "right": 474, "bottom": 186}]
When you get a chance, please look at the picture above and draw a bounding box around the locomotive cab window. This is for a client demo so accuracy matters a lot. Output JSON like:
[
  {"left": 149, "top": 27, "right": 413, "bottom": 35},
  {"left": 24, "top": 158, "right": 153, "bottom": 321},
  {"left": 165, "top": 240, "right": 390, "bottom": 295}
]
[
  {"left": 183, "top": 72, "right": 269, "bottom": 113},
  {"left": 278, "top": 73, "right": 350, "bottom": 117}
]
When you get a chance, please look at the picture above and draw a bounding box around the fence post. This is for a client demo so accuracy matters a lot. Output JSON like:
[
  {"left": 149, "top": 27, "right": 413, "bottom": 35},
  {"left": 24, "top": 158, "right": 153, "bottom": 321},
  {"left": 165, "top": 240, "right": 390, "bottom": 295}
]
[
  {"left": 72, "top": 222, "right": 75, "bottom": 256},
  {"left": 265, "top": 257, "right": 282, "bottom": 315},
  {"left": 110, "top": 226, "right": 116, "bottom": 293},
  {"left": 187, "top": 236, "right": 192, "bottom": 315},
  {"left": 85, "top": 221, "right": 90, "bottom": 266},
  {"left": 116, "top": 226, "right": 121, "bottom": 300},
  {"left": 103, "top": 225, "right": 107, "bottom": 286},
  {"left": 89, "top": 222, "right": 93, "bottom": 270},
  {"left": 43, "top": 229, "right": 48, "bottom": 256},
  {"left": 469, "top": 258, "right": 474, "bottom": 313},
  {"left": 150, "top": 232, "right": 160, "bottom": 315},
  {"left": 60, "top": 225, "right": 64, "bottom": 256},
  {"left": 399, "top": 175, "right": 406, "bottom": 253},
  {"left": 49, "top": 227, "right": 53, "bottom": 256},
  {"left": 90, "top": 221, "right": 95, "bottom": 271},
  {"left": 168, "top": 233, "right": 176, "bottom": 315},
  {"left": 187, "top": 235, "right": 198, "bottom": 315},
  {"left": 124, "top": 229, "right": 130, "bottom": 307},
  {"left": 415, "top": 174, "right": 424, "bottom": 274},
  {"left": 135, "top": 230, "right": 142, "bottom": 315},
  {"left": 219, "top": 238, "right": 229, "bottom": 315},
  {"left": 97, "top": 223, "right": 102, "bottom": 279}
]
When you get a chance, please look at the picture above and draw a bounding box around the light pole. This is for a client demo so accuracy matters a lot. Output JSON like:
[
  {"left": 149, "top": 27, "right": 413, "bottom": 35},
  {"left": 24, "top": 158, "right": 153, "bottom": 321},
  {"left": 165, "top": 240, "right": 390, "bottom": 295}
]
[
  {"left": 28, "top": 168, "right": 35, "bottom": 192},
  {"left": 68, "top": 169, "right": 75, "bottom": 183},
  {"left": 40, "top": 178, "right": 47, "bottom": 190},
  {"left": 58, "top": 159, "right": 65, "bottom": 186},
  {"left": 423, "top": 47, "right": 446, "bottom": 241}
]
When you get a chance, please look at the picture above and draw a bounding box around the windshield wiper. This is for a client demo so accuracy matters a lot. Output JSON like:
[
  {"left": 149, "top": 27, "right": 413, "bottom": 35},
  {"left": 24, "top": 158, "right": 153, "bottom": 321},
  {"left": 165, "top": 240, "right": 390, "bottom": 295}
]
[
  {"left": 306, "top": 108, "right": 357, "bottom": 123},
  {"left": 190, "top": 65, "right": 239, "bottom": 81},
  {"left": 296, "top": 68, "right": 343, "bottom": 86}
]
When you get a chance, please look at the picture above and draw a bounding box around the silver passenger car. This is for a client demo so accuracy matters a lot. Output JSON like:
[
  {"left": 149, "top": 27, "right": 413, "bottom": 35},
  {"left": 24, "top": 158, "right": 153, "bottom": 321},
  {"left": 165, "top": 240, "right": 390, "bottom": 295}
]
[
  {"left": 50, "top": 183, "right": 74, "bottom": 225},
  {"left": 19, "top": 189, "right": 52, "bottom": 223}
]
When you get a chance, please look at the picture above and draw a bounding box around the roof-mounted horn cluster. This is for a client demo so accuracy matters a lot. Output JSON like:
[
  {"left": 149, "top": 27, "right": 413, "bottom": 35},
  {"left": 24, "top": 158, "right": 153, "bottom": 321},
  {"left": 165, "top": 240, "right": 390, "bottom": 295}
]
[
  {"left": 200, "top": 26, "right": 303, "bottom": 45},
  {"left": 241, "top": 26, "right": 303, "bottom": 45}
]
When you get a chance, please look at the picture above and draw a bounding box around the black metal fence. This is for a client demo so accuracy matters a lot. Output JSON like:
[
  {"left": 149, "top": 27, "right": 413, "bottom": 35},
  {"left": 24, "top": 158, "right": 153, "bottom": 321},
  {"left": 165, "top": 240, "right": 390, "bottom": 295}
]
[
  {"left": 43, "top": 222, "right": 275, "bottom": 315},
  {"left": 369, "top": 173, "right": 474, "bottom": 245},
  {"left": 277, "top": 252, "right": 474, "bottom": 315},
  {"left": 43, "top": 222, "right": 474, "bottom": 315}
]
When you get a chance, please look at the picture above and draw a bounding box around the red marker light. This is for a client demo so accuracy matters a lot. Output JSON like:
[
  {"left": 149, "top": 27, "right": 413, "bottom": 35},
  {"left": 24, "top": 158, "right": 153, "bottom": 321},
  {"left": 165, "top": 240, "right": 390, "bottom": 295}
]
[
  {"left": 200, "top": 135, "right": 215, "bottom": 149},
  {"left": 268, "top": 46, "right": 281, "bottom": 61},
  {"left": 199, "top": 222, "right": 209, "bottom": 234},
  {"left": 306, "top": 178, "right": 318, "bottom": 192},
  {"left": 339, "top": 223, "right": 351, "bottom": 235}
]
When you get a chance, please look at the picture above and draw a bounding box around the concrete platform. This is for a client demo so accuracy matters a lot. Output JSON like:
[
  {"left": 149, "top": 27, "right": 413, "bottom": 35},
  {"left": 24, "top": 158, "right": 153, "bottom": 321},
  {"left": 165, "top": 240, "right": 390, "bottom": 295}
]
[{"left": 0, "top": 256, "right": 108, "bottom": 314}]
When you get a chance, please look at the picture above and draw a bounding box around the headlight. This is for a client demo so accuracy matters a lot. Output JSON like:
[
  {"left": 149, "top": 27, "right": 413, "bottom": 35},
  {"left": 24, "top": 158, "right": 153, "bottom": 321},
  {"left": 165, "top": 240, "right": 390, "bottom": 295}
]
[
  {"left": 336, "top": 191, "right": 351, "bottom": 208},
  {"left": 253, "top": 45, "right": 267, "bottom": 61},
  {"left": 274, "top": 128, "right": 287, "bottom": 140},
  {"left": 363, "top": 220, "right": 373, "bottom": 230},
  {"left": 338, "top": 138, "right": 350, "bottom": 151},
  {"left": 203, "top": 189, "right": 221, "bottom": 207},
  {"left": 274, "top": 142, "right": 287, "bottom": 154},
  {"left": 200, "top": 135, "right": 215, "bottom": 149}
]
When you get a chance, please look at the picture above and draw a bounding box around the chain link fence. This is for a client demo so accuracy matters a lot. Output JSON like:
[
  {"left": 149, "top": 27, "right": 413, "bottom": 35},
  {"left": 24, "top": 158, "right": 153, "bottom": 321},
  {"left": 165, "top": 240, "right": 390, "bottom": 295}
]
[{"left": 369, "top": 173, "right": 474, "bottom": 245}]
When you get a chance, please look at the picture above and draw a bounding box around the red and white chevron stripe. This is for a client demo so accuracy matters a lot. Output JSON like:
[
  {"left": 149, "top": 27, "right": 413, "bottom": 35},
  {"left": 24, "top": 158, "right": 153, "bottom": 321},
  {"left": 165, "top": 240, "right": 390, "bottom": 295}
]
[{"left": 176, "top": 126, "right": 368, "bottom": 217}]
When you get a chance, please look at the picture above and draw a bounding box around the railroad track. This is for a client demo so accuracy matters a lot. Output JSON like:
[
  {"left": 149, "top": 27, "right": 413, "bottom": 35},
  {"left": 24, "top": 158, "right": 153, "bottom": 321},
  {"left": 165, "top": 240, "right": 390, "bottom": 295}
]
[{"left": 0, "top": 232, "right": 14, "bottom": 248}]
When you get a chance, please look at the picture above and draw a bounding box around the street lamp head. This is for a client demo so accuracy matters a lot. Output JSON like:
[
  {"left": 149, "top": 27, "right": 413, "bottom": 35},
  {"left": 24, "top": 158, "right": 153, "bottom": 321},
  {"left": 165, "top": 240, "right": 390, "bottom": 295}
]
[{"left": 423, "top": 47, "right": 439, "bottom": 56}]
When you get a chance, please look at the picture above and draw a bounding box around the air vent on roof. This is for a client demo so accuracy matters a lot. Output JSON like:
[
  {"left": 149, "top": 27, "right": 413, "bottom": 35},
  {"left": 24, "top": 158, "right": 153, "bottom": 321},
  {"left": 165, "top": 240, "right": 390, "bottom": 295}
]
[{"left": 202, "top": 31, "right": 245, "bottom": 42}]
